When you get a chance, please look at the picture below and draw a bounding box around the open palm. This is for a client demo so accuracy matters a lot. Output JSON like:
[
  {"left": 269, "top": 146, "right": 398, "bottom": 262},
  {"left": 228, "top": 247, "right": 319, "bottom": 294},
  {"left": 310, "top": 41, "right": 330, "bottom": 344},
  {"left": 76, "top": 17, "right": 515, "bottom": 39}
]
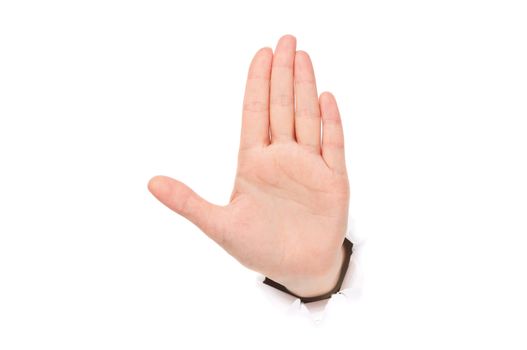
[{"left": 149, "top": 35, "right": 349, "bottom": 297}]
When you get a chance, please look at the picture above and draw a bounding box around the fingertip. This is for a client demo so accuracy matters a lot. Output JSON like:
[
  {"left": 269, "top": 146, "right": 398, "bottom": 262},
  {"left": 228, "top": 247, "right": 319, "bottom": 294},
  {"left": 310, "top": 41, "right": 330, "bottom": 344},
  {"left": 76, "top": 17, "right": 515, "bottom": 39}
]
[
  {"left": 277, "top": 34, "right": 297, "bottom": 48},
  {"left": 295, "top": 50, "right": 310, "bottom": 59},
  {"left": 148, "top": 175, "right": 170, "bottom": 196},
  {"left": 280, "top": 34, "right": 297, "bottom": 41},
  {"left": 320, "top": 92, "right": 341, "bottom": 123},
  {"left": 252, "top": 47, "right": 273, "bottom": 68},
  {"left": 294, "top": 51, "right": 315, "bottom": 77},
  {"left": 320, "top": 91, "right": 335, "bottom": 103},
  {"left": 294, "top": 50, "right": 309, "bottom": 65},
  {"left": 258, "top": 46, "right": 273, "bottom": 57}
]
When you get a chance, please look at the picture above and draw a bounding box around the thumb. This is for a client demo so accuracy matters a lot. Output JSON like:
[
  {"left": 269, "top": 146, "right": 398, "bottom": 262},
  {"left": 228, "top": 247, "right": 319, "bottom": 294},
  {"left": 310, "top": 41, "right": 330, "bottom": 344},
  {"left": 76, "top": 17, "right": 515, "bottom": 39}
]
[{"left": 147, "top": 175, "right": 228, "bottom": 244}]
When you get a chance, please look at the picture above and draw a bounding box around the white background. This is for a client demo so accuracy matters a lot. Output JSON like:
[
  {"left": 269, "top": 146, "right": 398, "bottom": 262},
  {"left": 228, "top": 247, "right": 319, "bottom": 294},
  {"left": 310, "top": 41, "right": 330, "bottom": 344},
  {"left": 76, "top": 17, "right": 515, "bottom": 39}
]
[{"left": 1, "top": 0, "right": 526, "bottom": 348}]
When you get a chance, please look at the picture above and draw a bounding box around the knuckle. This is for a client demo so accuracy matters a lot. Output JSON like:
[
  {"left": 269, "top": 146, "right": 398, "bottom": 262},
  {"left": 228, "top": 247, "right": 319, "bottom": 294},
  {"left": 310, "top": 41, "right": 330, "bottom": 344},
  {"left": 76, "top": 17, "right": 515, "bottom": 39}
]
[
  {"left": 322, "top": 118, "right": 342, "bottom": 125},
  {"left": 295, "top": 78, "right": 316, "bottom": 87},
  {"left": 298, "top": 143, "right": 320, "bottom": 153},
  {"left": 243, "top": 100, "right": 268, "bottom": 113},
  {"left": 246, "top": 74, "right": 269, "bottom": 81},
  {"left": 174, "top": 188, "right": 194, "bottom": 214},
  {"left": 295, "top": 106, "right": 319, "bottom": 119},
  {"left": 270, "top": 93, "right": 294, "bottom": 107},
  {"left": 323, "top": 141, "right": 345, "bottom": 149},
  {"left": 272, "top": 62, "right": 293, "bottom": 70}
]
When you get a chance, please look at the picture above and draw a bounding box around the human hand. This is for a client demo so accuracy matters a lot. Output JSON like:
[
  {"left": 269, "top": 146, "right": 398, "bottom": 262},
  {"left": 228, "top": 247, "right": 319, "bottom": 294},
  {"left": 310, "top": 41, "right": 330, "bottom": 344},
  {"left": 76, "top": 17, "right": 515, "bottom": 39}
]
[{"left": 148, "top": 35, "right": 349, "bottom": 298}]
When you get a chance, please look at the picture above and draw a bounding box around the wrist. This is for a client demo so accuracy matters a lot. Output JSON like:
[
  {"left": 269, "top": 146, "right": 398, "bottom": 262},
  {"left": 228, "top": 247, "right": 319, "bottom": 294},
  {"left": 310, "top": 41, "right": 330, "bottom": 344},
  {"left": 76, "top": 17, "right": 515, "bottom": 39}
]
[
  {"left": 262, "top": 238, "right": 354, "bottom": 303},
  {"left": 281, "top": 244, "right": 347, "bottom": 299}
]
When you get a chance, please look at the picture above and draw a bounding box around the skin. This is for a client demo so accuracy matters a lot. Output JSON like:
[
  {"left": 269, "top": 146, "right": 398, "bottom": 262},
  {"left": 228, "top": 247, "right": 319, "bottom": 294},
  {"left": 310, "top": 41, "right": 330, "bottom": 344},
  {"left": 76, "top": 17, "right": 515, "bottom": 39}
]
[{"left": 148, "top": 35, "right": 349, "bottom": 298}]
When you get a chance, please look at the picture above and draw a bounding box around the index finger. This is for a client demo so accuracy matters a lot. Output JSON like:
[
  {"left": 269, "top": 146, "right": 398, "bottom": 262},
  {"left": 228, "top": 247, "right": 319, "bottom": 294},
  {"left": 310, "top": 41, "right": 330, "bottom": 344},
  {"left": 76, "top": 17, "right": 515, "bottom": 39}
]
[{"left": 239, "top": 47, "right": 273, "bottom": 151}]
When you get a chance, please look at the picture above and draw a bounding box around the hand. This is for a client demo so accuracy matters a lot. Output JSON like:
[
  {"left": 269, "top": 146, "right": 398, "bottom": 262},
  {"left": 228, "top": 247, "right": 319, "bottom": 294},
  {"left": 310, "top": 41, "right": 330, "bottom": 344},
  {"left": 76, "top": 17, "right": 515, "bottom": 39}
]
[{"left": 148, "top": 35, "right": 349, "bottom": 298}]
